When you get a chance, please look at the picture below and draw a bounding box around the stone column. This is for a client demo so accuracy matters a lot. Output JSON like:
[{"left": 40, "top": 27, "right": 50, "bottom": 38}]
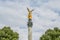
[
  {"left": 27, "top": 19, "right": 33, "bottom": 40},
  {"left": 28, "top": 27, "right": 32, "bottom": 40}
]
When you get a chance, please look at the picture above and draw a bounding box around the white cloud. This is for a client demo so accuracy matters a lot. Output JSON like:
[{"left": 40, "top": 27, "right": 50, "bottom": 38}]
[{"left": 0, "top": 0, "right": 60, "bottom": 40}]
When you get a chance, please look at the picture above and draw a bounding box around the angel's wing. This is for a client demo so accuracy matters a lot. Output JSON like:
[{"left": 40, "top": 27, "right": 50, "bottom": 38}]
[
  {"left": 27, "top": 8, "right": 34, "bottom": 12},
  {"left": 27, "top": 8, "right": 30, "bottom": 12}
]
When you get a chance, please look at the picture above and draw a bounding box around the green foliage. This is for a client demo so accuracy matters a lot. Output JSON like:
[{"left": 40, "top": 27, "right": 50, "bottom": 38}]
[
  {"left": 40, "top": 27, "right": 60, "bottom": 40},
  {"left": 0, "top": 26, "right": 19, "bottom": 40}
]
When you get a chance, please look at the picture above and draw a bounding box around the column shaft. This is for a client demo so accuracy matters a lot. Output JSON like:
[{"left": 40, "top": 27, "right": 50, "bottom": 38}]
[{"left": 28, "top": 27, "right": 32, "bottom": 40}]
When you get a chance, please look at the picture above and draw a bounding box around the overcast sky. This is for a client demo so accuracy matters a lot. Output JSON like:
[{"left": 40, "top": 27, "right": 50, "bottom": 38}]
[{"left": 0, "top": 0, "right": 60, "bottom": 40}]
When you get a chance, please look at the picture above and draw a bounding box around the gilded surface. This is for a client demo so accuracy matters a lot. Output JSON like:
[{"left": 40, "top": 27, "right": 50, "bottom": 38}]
[{"left": 27, "top": 8, "right": 33, "bottom": 19}]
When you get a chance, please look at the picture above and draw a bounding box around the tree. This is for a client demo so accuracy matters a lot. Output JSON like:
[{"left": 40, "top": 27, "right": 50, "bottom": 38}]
[
  {"left": 0, "top": 26, "right": 19, "bottom": 40},
  {"left": 40, "top": 27, "right": 60, "bottom": 40}
]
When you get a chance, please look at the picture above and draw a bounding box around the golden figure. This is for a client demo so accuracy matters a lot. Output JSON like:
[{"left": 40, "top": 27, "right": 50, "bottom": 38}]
[{"left": 27, "top": 8, "right": 34, "bottom": 19}]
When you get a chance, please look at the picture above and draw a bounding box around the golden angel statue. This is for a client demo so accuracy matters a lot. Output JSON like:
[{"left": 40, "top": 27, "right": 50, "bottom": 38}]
[{"left": 27, "top": 8, "right": 34, "bottom": 19}]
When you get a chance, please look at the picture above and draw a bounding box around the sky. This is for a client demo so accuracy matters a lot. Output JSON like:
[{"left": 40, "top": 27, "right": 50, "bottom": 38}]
[{"left": 0, "top": 0, "right": 60, "bottom": 40}]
